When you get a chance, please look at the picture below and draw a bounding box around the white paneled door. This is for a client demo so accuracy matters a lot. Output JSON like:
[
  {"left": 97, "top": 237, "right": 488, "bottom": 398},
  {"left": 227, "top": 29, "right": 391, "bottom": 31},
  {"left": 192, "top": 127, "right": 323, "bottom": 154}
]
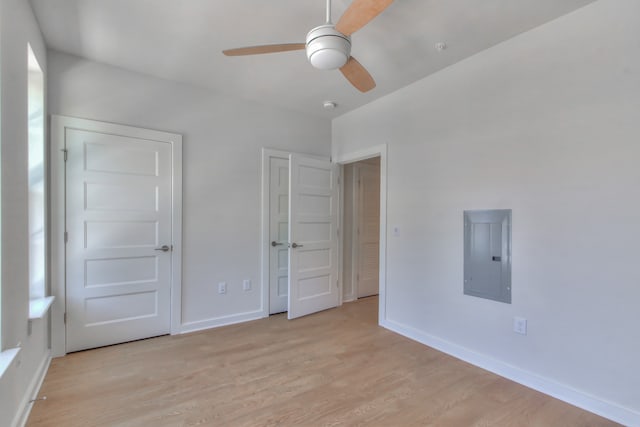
[
  {"left": 288, "top": 154, "right": 339, "bottom": 319},
  {"left": 269, "top": 157, "right": 289, "bottom": 314},
  {"left": 65, "top": 127, "right": 174, "bottom": 352},
  {"left": 356, "top": 162, "right": 380, "bottom": 298}
]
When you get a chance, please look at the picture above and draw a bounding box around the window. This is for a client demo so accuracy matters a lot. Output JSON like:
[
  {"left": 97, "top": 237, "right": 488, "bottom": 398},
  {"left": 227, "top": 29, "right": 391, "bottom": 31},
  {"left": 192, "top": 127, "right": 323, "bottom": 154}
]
[{"left": 28, "top": 44, "right": 45, "bottom": 301}]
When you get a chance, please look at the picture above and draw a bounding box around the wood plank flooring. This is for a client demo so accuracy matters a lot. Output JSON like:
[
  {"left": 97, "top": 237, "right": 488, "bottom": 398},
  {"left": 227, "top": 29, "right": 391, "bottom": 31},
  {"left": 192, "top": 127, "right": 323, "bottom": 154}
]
[{"left": 28, "top": 297, "right": 619, "bottom": 426}]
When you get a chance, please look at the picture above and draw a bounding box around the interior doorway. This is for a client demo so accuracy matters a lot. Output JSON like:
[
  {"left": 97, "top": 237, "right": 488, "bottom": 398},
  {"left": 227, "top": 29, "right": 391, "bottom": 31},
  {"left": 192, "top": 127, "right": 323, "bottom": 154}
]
[{"left": 341, "top": 157, "right": 381, "bottom": 302}]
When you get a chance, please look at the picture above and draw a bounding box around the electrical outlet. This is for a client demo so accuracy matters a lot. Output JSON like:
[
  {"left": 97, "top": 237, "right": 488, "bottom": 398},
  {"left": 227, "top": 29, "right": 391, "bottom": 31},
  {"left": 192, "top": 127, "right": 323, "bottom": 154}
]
[
  {"left": 513, "top": 317, "right": 527, "bottom": 335},
  {"left": 242, "top": 279, "right": 251, "bottom": 291},
  {"left": 218, "top": 282, "right": 227, "bottom": 294}
]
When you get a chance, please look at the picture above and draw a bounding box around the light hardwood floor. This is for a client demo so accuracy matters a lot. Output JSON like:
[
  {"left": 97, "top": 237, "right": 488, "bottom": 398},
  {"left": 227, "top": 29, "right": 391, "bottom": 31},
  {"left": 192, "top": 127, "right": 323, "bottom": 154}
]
[{"left": 28, "top": 297, "right": 618, "bottom": 426}]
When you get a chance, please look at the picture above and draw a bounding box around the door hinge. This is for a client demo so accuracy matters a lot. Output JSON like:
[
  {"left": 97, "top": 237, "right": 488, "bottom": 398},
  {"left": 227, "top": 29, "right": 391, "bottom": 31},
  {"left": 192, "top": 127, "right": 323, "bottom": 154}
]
[
  {"left": 336, "top": 280, "right": 339, "bottom": 289},
  {"left": 63, "top": 312, "right": 67, "bottom": 324},
  {"left": 64, "top": 231, "right": 68, "bottom": 243},
  {"left": 61, "top": 148, "right": 68, "bottom": 162}
]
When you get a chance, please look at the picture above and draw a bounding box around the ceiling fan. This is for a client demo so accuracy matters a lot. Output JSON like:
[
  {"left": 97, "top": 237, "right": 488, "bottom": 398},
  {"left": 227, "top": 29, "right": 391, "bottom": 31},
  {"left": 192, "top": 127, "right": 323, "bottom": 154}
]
[{"left": 223, "top": 0, "right": 394, "bottom": 93}]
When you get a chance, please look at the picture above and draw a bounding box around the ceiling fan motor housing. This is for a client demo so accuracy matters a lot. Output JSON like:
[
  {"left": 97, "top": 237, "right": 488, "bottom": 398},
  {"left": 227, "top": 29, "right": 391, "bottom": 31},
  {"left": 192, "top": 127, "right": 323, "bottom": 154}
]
[{"left": 306, "top": 25, "right": 351, "bottom": 70}]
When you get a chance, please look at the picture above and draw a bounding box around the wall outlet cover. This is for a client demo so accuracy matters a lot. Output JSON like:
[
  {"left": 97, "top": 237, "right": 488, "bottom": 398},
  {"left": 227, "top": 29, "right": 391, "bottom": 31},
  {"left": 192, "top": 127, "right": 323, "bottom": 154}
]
[
  {"left": 513, "top": 317, "right": 527, "bottom": 335},
  {"left": 218, "top": 282, "right": 227, "bottom": 294}
]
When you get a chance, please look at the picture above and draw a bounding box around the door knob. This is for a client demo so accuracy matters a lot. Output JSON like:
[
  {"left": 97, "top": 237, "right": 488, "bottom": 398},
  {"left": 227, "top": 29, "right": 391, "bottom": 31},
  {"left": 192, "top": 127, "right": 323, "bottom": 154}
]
[
  {"left": 291, "top": 242, "right": 303, "bottom": 249},
  {"left": 154, "top": 245, "right": 171, "bottom": 252},
  {"left": 271, "top": 241, "right": 284, "bottom": 247}
]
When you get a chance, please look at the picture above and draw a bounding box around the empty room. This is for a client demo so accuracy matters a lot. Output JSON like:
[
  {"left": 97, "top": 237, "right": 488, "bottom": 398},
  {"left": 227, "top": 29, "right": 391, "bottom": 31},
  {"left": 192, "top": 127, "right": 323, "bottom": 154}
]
[{"left": 1, "top": 0, "right": 639, "bottom": 426}]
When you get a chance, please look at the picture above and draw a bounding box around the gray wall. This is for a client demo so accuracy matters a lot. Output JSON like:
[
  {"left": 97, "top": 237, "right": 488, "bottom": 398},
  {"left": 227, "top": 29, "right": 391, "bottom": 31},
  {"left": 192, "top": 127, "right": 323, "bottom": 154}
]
[
  {"left": 47, "top": 51, "right": 331, "bottom": 330},
  {"left": 333, "top": 0, "right": 639, "bottom": 422},
  {"left": 0, "top": 0, "right": 50, "bottom": 425}
]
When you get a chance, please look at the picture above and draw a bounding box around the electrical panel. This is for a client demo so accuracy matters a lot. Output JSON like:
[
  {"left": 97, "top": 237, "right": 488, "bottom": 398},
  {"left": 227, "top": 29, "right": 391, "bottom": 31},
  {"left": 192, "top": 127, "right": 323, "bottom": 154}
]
[{"left": 464, "top": 209, "right": 512, "bottom": 304}]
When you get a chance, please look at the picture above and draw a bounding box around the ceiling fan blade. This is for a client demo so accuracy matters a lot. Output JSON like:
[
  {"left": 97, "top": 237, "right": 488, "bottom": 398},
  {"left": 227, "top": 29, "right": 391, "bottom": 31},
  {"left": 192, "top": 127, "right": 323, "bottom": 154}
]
[
  {"left": 340, "top": 57, "right": 376, "bottom": 93},
  {"left": 335, "top": 0, "right": 394, "bottom": 36},
  {"left": 223, "top": 43, "right": 305, "bottom": 56}
]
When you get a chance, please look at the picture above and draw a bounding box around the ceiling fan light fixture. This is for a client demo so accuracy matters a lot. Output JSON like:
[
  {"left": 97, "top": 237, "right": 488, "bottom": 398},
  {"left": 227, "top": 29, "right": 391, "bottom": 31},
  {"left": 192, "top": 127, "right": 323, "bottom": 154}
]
[{"left": 306, "top": 25, "right": 351, "bottom": 70}]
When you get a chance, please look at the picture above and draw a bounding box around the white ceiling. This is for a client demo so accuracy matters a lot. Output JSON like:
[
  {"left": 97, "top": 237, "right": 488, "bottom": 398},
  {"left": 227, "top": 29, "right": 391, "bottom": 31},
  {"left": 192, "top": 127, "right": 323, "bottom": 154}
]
[{"left": 30, "top": 0, "right": 595, "bottom": 118}]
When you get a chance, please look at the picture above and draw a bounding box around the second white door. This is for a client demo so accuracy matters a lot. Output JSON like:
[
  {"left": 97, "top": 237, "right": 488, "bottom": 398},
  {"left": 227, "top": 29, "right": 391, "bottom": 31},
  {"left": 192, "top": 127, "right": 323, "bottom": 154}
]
[
  {"left": 269, "top": 157, "right": 289, "bottom": 314},
  {"left": 356, "top": 161, "right": 380, "bottom": 298},
  {"left": 288, "top": 154, "right": 340, "bottom": 319},
  {"left": 64, "top": 119, "right": 177, "bottom": 352}
]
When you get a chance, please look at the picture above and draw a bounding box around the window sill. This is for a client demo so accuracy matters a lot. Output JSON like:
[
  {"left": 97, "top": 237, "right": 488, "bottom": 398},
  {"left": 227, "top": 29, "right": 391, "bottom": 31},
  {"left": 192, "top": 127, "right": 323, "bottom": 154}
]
[
  {"left": 29, "top": 296, "right": 55, "bottom": 320},
  {"left": 0, "top": 347, "right": 21, "bottom": 380}
]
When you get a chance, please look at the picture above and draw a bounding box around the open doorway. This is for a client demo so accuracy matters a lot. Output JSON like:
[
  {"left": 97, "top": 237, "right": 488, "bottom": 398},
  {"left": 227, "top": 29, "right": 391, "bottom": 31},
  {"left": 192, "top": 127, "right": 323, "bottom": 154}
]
[{"left": 341, "top": 157, "right": 381, "bottom": 302}]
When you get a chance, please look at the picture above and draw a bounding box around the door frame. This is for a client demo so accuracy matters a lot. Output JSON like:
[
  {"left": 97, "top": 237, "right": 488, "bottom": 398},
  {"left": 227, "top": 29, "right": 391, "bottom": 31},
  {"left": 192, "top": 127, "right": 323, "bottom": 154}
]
[
  {"left": 50, "top": 115, "right": 183, "bottom": 357},
  {"left": 334, "top": 144, "right": 388, "bottom": 325}
]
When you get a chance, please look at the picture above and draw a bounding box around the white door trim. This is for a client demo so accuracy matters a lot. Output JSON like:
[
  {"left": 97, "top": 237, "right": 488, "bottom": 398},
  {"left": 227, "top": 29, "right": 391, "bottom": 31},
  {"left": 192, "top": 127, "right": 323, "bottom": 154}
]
[
  {"left": 50, "top": 115, "right": 183, "bottom": 357},
  {"left": 334, "top": 144, "right": 387, "bottom": 324}
]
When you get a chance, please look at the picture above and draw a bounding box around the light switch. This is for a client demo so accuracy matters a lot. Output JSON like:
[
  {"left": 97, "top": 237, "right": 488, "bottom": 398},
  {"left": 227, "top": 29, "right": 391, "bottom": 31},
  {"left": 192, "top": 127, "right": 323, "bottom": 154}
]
[{"left": 513, "top": 317, "right": 527, "bottom": 335}]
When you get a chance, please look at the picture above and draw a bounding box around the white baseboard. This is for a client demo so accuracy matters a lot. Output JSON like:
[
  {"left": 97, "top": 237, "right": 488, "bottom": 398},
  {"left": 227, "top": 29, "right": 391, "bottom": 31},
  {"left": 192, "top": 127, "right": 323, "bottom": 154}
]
[
  {"left": 381, "top": 318, "right": 639, "bottom": 427},
  {"left": 13, "top": 350, "right": 51, "bottom": 427},
  {"left": 180, "top": 310, "right": 264, "bottom": 334}
]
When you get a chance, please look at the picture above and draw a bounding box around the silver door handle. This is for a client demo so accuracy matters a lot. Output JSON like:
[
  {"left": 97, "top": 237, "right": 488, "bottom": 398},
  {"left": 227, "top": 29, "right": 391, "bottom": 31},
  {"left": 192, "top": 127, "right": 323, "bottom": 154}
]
[
  {"left": 155, "top": 245, "right": 171, "bottom": 252},
  {"left": 271, "top": 241, "right": 284, "bottom": 247},
  {"left": 291, "top": 242, "right": 303, "bottom": 249}
]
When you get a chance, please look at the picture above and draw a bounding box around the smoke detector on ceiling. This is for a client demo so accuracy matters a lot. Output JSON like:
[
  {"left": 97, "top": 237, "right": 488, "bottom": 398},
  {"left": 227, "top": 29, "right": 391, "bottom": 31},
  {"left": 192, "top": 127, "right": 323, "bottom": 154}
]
[{"left": 323, "top": 101, "right": 338, "bottom": 110}]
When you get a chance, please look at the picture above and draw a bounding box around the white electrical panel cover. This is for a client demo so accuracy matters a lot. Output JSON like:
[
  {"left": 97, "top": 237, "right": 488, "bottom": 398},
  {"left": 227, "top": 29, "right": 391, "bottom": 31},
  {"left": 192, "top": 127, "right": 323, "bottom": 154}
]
[{"left": 463, "top": 209, "right": 512, "bottom": 304}]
